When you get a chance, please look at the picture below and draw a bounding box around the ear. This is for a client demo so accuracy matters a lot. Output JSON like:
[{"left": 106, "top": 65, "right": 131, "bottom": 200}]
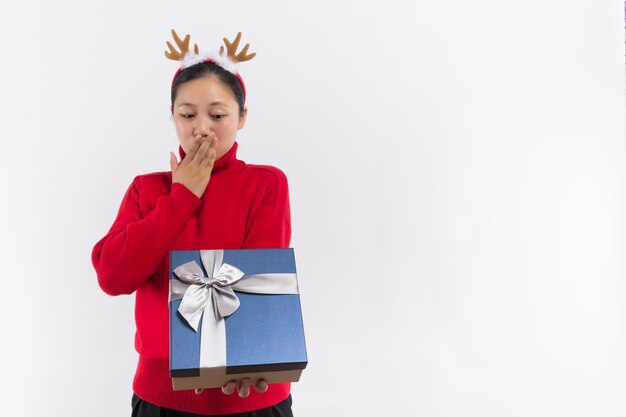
[{"left": 238, "top": 106, "right": 248, "bottom": 130}]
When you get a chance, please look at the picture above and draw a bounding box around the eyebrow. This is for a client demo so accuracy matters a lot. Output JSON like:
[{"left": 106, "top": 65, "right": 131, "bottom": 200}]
[{"left": 177, "top": 101, "right": 226, "bottom": 107}]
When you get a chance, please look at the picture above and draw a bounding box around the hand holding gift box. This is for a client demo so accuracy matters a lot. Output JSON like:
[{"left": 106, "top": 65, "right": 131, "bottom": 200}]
[
  {"left": 201, "top": 377, "right": 268, "bottom": 397},
  {"left": 169, "top": 248, "right": 308, "bottom": 391}
]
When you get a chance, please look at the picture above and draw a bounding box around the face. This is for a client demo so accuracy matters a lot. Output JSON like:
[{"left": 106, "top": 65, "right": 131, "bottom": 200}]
[{"left": 171, "top": 75, "right": 247, "bottom": 160}]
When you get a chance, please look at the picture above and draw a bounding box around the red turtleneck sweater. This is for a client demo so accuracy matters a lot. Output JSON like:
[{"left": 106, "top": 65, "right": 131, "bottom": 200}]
[{"left": 91, "top": 141, "right": 292, "bottom": 415}]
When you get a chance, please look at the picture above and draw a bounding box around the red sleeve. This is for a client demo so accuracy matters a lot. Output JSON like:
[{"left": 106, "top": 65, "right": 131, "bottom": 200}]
[
  {"left": 91, "top": 177, "right": 202, "bottom": 296},
  {"left": 242, "top": 168, "right": 291, "bottom": 249}
]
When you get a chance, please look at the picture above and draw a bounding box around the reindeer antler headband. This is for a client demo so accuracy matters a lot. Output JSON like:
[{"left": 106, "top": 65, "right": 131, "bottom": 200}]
[{"left": 165, "top": 29, "right": 256, "bottom": 101}]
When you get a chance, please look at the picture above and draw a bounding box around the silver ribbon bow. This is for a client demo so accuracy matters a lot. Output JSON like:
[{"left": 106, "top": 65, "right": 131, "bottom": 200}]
[{"left": 170, "top": 250, "right": 298, "bottom": 369}]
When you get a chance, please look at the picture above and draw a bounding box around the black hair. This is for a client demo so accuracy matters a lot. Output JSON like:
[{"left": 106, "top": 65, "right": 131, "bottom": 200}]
[{"left": 170, "top": 61, "right": 245, "bottom": 118}]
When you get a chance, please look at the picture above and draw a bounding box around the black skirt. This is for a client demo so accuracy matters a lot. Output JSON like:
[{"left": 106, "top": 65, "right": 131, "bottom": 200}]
[{"left": 131, "top": 393, "right": 294, "bottom": 417}]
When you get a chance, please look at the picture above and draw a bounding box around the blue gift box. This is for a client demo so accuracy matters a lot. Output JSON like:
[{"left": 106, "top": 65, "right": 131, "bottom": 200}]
[{"left": 169, "top": 248, "right": 308, "bottom": 390}]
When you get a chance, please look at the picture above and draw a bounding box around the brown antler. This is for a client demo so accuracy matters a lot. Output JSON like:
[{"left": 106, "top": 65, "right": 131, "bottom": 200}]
[
  {"left": 165, "top": 29, "right": 199, "bottom": 61},
  {"left": 219, "top": 32, "right": 256, "bottom": 63}
]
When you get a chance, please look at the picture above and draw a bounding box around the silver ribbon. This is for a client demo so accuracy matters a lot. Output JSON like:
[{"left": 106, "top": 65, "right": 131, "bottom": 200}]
[{"left": 170, "top": 250, "right": 298, "bottom": 369}]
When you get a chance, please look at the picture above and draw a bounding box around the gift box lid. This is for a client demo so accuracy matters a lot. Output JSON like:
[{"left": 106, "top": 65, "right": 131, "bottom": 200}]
[{"left": 169, "top": 248, "right": 308, "bottom": 377}]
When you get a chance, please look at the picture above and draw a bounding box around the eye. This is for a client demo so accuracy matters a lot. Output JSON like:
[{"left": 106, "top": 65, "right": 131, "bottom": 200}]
[
  {"left": 212, "top": 114, "right": 227, "bottom": 120},
  {"left": 179, "top": 113, "right": 195, "bottom": 119}
]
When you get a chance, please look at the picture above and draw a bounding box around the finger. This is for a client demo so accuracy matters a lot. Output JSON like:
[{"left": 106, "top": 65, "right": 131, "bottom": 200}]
[
  {"left": 238, "top": 378, "right": 251, "bottom": 398},
  {"left": 194, "top": 388, "right": 204, "bottom": 394},
  {"left": 209, "top": 133, "right": 219, "bottom": 149},
  {"left": 169, "top": 152, "right": 178, "bottom": 173},
  {"left": 222, "top": 380, "right": 237, "bottom": 395},
  {"left": 254, "top": 379, "right": 268, "bottom": 393},
  {"left": 185, "top": 135, "right": 205, "bottom": 160},
  {"left": 198, "top": 151, "right": 216, "bottom": 176},
  {"left": 199, "top": 132, "right": 217, "bottom": 150},
  {"left": 200, "top": 144, "right": 218, "bottom": 169},
  {"left": 206, "top": 149, "right": 217, "bottom": 167},
  {"left": 191, "top": 139, "right": 212, "bottom": 164}
]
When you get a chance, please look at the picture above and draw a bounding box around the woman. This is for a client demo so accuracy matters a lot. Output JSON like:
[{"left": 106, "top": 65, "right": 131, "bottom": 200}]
[{"left": 91, "top": 30, "right": 294, "bottom": 417}]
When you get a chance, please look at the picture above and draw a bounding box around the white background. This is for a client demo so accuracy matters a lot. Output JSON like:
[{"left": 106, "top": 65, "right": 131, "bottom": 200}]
[{"left": 1, "top": 1, "right": 625, "bottom": 416}]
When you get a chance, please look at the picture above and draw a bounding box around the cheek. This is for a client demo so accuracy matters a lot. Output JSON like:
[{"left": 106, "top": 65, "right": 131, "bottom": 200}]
[
  {"left": 211, "top": 124, "right": 231, "bottom": 141},
  {"left": 174, "top": 122, "right": 194, "bottom": 144},
  {"left": 174, "top": 119, "right": 189, "bottom": 134},
  {"left": 173, "top": 121, "right": 194, "bottom": 152},
  {"left": 224, "top": 119, "right": 240, "bottom": 134}
]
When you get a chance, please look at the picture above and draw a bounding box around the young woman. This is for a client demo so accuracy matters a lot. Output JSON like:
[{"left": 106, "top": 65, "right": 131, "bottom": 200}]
[{"left": 91, "top": 30, "right": 294, "bottom": 417}]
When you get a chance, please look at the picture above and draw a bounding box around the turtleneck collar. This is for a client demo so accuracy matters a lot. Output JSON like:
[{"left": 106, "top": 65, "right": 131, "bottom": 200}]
[{"left": 177, "top": 141, "right": 240, "bottom": 174}]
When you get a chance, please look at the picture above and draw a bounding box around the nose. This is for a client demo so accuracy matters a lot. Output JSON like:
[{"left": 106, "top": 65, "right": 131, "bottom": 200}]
[{"left": 194, "top": 115, "right": 213, "bottom": 137}]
